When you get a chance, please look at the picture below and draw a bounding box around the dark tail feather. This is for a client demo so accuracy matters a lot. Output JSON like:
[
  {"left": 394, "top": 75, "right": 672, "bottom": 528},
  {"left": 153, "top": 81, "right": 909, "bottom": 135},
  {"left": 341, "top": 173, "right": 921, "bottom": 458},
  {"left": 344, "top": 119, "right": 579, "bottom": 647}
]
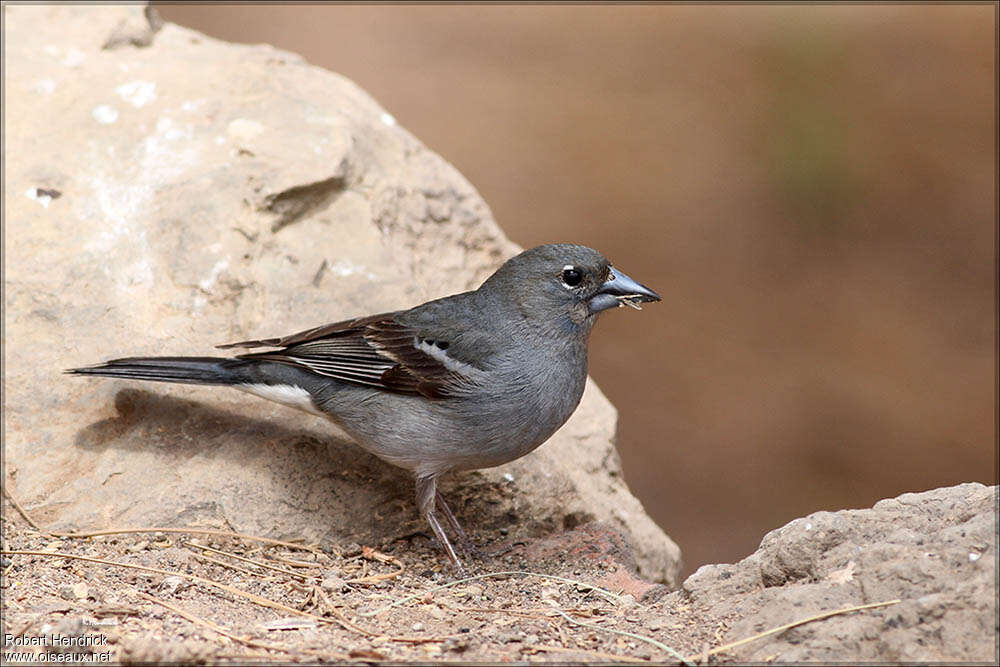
[{"left": 66, "top": 357, "right": 246, "bottom": 386}]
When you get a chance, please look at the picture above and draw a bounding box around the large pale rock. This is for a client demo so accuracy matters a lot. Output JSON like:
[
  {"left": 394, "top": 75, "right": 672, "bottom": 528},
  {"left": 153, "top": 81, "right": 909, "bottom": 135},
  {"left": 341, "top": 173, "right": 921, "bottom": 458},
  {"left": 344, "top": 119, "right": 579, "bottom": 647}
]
[
  {"left": 3, "top": 5, "right": 681, "bottom": 586},
  {"left": 681, "top": 483, "right": 996, "bottom": 662}
]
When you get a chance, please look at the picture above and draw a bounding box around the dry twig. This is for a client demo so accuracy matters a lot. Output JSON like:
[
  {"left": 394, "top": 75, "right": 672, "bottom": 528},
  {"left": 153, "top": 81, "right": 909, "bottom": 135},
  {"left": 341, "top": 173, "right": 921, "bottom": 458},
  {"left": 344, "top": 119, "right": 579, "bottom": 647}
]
[
  {"left": 268, "top": 554, "right": 321, "bottom": 568},
  {"left": 2, "top": 548, "right": 459, "bottom": 647},
  {"left": 186, "top": 541, "right": 318, "bottom": 582},
  {"left": 1, "top": 550, "right": 350, "bottom": 632},
  {"left": 191, "top": 552, "right": 263, "bottom": 579},
  {"left": 524, "top": 643, "right": 652, "bottom": 663},
  {"left": 545, "top": 602, "right": 690, "bottom": 665},
  {"left": 345, "top": 547, "right": 406, "bottom": 585},
  {"left": 310, "top": 585, "right": 376, "bottom": 637},
  {"left": 49, "top": 527, "right": 320, "bottom": 552},
  {"left": 2, "top": 484, "right": 44, "bottom": 532},
  {"left": 360, "top": 569, "right": 626, "bottom": 617},
  {"left": 683, "top": 598, "right": 902, "bottom": 662},
  {"left": 137, "top": 592, "right": 351, "bottom": 661}
]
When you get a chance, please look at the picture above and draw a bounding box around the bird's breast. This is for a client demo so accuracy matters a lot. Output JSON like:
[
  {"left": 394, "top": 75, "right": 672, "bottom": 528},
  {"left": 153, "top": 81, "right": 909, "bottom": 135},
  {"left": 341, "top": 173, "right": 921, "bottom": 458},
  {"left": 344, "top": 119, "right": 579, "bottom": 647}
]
[{"left": 447, "top": 343, "right": 589, "bottom": 468}]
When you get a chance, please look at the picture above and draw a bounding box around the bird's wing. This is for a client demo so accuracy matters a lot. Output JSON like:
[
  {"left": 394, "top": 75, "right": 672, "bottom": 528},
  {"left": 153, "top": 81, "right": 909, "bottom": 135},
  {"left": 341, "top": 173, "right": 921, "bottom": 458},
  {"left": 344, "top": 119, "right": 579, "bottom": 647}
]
[{"left": 217, "top": 310, "right": 486, "bottom": 399}]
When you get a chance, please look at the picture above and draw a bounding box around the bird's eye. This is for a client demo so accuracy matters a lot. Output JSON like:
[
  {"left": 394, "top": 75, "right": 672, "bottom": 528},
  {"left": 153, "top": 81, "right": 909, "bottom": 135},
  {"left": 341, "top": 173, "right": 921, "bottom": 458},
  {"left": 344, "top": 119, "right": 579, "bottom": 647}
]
[{"left": 561, "top": 266, "right": 583, "bottom": 288}]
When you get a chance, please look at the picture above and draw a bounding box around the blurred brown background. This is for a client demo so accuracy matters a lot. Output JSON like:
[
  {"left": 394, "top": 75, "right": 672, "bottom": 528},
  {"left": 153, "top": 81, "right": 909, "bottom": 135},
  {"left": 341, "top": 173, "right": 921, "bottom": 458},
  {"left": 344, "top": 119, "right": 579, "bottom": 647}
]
[{"left": 154, "top": 4, "right": 996, "bottom": 578}]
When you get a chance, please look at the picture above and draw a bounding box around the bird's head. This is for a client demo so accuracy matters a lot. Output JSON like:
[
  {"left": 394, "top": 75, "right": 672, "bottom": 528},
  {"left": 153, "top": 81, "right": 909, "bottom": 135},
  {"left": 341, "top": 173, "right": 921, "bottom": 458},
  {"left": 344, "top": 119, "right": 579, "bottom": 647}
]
[{"left": 482, "top": 243, "right": 660, "bottom": 333}]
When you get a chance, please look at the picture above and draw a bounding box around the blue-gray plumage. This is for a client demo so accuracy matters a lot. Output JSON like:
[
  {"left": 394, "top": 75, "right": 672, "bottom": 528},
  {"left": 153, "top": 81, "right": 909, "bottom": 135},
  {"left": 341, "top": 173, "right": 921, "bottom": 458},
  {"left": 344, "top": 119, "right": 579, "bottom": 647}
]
[{"left": 67, "top": 243, "right": 660, "bottom": 572}]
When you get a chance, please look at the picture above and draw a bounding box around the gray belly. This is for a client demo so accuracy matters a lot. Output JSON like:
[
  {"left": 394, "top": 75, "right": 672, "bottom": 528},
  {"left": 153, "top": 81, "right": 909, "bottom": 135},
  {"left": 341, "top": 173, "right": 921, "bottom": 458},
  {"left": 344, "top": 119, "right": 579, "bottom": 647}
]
[{"left": 312, "top": 363, "right": 587, "bottom": 477}]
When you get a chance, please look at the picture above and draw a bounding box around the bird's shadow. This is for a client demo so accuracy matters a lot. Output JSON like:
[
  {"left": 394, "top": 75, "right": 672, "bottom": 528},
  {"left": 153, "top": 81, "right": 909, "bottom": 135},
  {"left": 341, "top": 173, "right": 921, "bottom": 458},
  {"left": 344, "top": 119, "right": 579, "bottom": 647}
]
[{"left": 72, "top": 387, "right": 422, "bottom": 549}]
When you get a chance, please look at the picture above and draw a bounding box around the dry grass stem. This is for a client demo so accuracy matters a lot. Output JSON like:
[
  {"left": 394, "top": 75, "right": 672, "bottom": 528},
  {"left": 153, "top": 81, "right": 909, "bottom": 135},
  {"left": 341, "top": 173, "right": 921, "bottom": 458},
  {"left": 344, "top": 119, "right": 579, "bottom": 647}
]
[
  {"left": 343, "top": 547, "right": 406, "bottom": 585},
  {"left": 545, "top": 602, "right": 690, "bottom": 665},
  {"left": 310, "top": 585, "right": 376, "bottom": 637},
  {"left": 268, "top": 554, "right": 321, "bottom": 568},
  {"left": 48, "top": 527, "right": 320, "bottom": 552},
  {"left": 187, "top": 541, "right": 319, "bottom": 582},
  {"left": 192, "top": 552, "right": 264, "bottom": 579},
  {"left": 524, "top": 643, "right": 652, "bottom": 663},
  {"left": 685, "top": 598, "right": 902, "bottom": 662},
  {"left": 345, "top": 563, "right": 405, "bottom": 585},
  {"left": 2, "top": 484, "right": 44, "bottom": 532},
  {"left": 360, "top": 569, "right": 626, "bottom": 617},
  {"left": 0, "top": 550, "right": 356, "bottom": 633},
  {"left": 137, "top": 592, "right": 351, "bottom": 661}
]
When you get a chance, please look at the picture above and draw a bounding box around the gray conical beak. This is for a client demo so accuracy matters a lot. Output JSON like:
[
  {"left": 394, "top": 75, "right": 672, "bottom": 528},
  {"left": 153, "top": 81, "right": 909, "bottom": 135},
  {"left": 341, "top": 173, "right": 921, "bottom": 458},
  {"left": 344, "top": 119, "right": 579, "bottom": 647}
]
[{"left": 588, "top": 266, "right": 661, "bottom": 314}]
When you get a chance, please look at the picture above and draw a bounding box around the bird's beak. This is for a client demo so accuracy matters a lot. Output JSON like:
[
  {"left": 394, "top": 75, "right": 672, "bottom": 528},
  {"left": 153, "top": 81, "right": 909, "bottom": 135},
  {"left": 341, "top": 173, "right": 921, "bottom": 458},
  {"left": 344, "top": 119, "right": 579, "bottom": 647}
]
[{"left": 588, "top": 266, "right": 662, "bottom": 314}]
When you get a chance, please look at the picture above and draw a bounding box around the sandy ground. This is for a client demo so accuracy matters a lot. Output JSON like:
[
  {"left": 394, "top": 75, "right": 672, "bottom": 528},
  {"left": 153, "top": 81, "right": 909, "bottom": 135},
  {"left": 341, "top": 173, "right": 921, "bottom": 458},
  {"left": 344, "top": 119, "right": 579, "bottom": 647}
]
[
  {"left": 6, "top": 483, "right": 993, "bottom": 664},
  {"left": 2, "top": 504, "right": 725, "bottom": 664}
]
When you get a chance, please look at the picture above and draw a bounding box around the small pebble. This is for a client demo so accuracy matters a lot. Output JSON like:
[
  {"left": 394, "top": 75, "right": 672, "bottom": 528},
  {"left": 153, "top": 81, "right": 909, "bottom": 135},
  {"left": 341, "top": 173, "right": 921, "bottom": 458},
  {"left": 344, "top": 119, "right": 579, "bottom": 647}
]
[
  {"left": 127, "top": 541, "right": 149, "bottom": 553},
  {"left": 321, "top": 575, "right": 346, "bottom": 592},
  {"left": 411, "top": 622, "right": 424, "bottom": 632},
  {"left": 446, "top": 637, "right": 469, "bottom": 652},
  {"left": 159, "top": 575, "right": 184, "bottom": 595}
]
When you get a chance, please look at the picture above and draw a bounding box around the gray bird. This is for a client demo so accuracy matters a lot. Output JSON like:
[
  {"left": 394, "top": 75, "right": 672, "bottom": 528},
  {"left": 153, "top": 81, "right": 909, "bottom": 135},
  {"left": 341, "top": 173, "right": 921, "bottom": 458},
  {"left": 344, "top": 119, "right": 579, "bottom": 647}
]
[{"left": 68, "top": 243, "right": 660, "bottom": 571}]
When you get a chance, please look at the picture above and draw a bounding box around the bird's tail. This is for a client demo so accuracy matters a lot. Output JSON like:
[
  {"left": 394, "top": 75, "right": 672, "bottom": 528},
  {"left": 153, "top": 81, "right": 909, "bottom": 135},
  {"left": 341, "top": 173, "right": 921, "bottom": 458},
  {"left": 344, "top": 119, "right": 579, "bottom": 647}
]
[{"left": 66, "top": 357, "right": 248, "bottom": 386}]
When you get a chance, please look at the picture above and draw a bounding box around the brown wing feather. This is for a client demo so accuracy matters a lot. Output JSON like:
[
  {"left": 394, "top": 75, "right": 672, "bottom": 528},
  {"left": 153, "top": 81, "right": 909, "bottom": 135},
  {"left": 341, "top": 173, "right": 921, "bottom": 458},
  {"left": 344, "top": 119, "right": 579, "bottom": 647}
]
[
  {"left": 216, "top": 313, "right": 390, "bottom": 350},
  {"left": 218, "top": 313, "right": 461, "bottom": 398}
]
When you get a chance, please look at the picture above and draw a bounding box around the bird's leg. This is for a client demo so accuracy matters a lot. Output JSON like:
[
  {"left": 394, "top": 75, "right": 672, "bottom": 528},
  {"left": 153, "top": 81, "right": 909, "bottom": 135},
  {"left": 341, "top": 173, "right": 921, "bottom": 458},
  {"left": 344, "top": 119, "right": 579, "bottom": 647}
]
[
  {"left": 415, "top": 474, "right": 465, "bottom": 574},
  {"left": 435, "top": 490, "right": 482, "bottom": 558}
]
